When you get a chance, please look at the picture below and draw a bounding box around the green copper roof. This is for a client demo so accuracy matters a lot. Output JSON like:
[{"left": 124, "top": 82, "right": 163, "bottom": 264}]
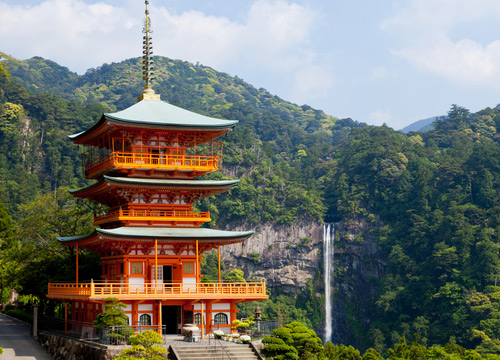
[
  {"left": 57, "top": 227, "right": 254, "bottom": 243},
  {"left": 69, "top": 176, "right": 239, "bottom": 195},
  {"left": 69, "top": 99, "right": 238, "bottom": 140},
  {"left": 105, "top": 99, "right": 237, "bottom": 128},
  {"left": 103, "top": 176, "right": 239, "bottom": 187}
]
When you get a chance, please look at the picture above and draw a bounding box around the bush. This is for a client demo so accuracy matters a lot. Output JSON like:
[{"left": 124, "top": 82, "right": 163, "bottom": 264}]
[
  {"left": 114, "top": 330, "right": 167, "bottom": 360},
  {"left": 3, "top": 309, "right": 33, "bottom": 323}
]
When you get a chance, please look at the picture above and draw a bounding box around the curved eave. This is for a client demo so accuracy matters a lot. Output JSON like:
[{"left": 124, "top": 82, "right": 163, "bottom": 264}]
[
  {"left": 69, "top": 100, "right": 238, "bottom": 143},
  {"left": 69, "top": 177, "right": 239, "bottom": 197},
  {"left": 57, "top": 227, "right": 254, "bottom": 246}
]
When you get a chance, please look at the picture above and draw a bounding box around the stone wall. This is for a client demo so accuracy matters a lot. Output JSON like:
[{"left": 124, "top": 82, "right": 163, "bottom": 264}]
[{"left": 39, "top": 332, "right": 123, "bottom": 360}]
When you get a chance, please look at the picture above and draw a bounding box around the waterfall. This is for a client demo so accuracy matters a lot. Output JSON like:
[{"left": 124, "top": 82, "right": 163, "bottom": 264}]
[{"left": 323, "top": 223, "right": 334, "bottom": 344}]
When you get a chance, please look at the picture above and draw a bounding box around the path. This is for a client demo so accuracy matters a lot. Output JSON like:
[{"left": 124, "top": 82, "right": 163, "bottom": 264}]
[{"left": 0, "top": 313, "right": 51, "bottom": 360}]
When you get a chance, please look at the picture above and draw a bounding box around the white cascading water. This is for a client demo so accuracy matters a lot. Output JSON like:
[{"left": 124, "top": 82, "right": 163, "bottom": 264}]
[{"left": 323, "top": 223, "right": 334, "bottom": 344}]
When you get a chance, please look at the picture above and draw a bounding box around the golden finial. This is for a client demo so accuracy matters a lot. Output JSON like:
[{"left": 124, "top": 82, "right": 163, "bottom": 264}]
[{"left": 139, "top": 0, "right": 160, "bottom": 101}]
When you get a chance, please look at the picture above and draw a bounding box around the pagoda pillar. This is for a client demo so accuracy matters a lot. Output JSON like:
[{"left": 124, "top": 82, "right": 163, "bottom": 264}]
[
  {"left": 76, "top": 243, "right": 79, "bottom": 284},
  {"left": 158, "top": 300, "right": 162, "bottom": 334},
  {"left": 206, "top": 302, "right": 213, "bottom": 335},
  {"left": 217, "top": 246, "right": 221, "bottom": 283},
  {"left": 64, "top": 302, "right": 68, "bottom": 335},
  {"left": 132, "top": 302, "right": 138, "bottom": 327}
]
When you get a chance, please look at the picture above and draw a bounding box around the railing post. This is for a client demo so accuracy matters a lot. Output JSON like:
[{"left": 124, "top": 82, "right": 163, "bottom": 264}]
[{"left": 91, "top": 278, "right": 95, "bottom": 297}]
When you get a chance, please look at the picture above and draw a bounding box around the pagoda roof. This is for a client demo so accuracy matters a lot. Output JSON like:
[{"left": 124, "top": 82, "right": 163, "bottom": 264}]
[
  {"left": 69, "top": 99, "right": 237, "bottom": 141},
  {"left": 70, "top": 176, "right": 239, "bottom": 196},
  {"left": 58, "top": 227, "right": 253, "bottom": 245}
]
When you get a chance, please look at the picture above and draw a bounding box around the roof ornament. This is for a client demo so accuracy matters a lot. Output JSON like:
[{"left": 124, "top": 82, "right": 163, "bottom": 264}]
[{"left": 139, "top": 0, "right": 161, "bottom": 101}]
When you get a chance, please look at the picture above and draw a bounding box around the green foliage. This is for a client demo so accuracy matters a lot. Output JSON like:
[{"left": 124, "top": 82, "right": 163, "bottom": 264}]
[
  {"left": 223, "top": 269, "right": 246, "bottom": 282},
  {"left": 1, "top": 309, "right": 33, "bottom": 323},
  {"left": 263, "top": 322, "right": 324, "bottom": 360},
  {"left": 231, "top": 318, "right": 254, "bottom": 332},
  {"left": 94, "top": 297, "right": 129, "bottom": 328},
  {"left": 114, "top": 330, "right": 167, "bottom": 360}
]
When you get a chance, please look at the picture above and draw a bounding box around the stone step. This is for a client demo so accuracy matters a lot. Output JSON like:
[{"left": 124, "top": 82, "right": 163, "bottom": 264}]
[
  {"left": 171, "top": 344, "right": 260, "bottom": 360},
  {"left": 175, "top": 349, "right": 255, "bottom": 356}
]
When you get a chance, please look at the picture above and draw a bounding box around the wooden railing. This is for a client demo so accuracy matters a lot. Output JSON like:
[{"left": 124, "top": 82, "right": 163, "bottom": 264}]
[
  {"left": 94, "top": 209, "right": 211, "bottom": 225},
  {"left": 83, "top": 152, "right": 220, "bottom": 178},
  {"left": 47, "top": 281, "right": 267, "bottom": 300}
]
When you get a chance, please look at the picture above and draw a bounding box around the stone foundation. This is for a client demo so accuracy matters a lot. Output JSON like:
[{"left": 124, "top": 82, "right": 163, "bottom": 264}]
[{"left": 39, "top": 332, "right": 124, "bottom": 360}]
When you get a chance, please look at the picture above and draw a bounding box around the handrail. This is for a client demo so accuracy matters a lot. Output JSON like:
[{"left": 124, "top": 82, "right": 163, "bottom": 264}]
[
  {"left": 94, "top": 208, "right": 210, "bottom": 224},
  {"left": 83, "top": 152, "right": 220, "bottom": 178},
  {"left": 47, "top": 281, "right": 267, "bottom": 300},
  {"left": 113, "top": 152, "right": 219, "bottom": 169},
  {"left": 209, "top": 334, "right": 232, "bottom": 360}
]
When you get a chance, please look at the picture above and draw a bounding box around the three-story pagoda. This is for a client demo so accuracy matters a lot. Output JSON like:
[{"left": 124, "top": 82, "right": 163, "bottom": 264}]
[{"left": 47, "top": 1, "right": 267, "bottom": 336}]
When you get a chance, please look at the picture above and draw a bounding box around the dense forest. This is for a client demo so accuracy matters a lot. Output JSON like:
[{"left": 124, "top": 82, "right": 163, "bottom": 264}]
[{"left": 2, "top": 55, "right": 500, "bottom": 357}]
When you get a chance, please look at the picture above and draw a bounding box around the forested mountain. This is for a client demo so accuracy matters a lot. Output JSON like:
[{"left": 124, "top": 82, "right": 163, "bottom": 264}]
[{"left": 3, "top": 56, "right": 500, "bottom": 356}]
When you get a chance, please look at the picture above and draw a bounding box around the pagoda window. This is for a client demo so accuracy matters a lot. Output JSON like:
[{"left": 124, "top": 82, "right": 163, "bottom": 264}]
[
  {"left": 131, "top": 262, "right": 143, "bottom": 275},
  {"left": 214, "top": 313, "right": 228, "bottom": 325},
  {"left": 194, "top": 313, "right": 201, "bottom": 325},
  {"left": 183, "top": 263, "right": 195, "bottom": 275},
  {"left": 139, "top": 314, "right": 152, "bottom": 326}
]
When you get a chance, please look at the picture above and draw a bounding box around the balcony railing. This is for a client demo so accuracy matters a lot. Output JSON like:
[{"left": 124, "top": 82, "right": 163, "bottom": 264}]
[
  {"left": 83, "top": 152, "right": 220, "bottom": 178},
  {"left": 94, "top": 209, "right": 211, "bottom": 226},
  {"left": 47, "top": 281, "right": 267, "bottom": 301}
]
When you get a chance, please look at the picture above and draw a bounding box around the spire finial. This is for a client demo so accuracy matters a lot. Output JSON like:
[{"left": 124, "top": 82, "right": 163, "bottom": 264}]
[{"left": 139, "top": 0, "right": 161, "bottom": 101}]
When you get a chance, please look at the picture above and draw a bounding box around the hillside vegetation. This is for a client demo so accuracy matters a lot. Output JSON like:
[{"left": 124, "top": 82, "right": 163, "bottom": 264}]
[{"left": 3, "top": 56, "right": 500, "bottom": 356}]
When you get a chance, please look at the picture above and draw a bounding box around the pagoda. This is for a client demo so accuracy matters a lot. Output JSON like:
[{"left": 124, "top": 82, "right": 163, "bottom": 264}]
[{"left": 47, "top": 1, "right": 267, "bottom": 336}]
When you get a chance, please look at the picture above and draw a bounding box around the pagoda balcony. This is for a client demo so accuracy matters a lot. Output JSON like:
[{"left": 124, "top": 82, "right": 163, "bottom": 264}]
[
  {"left": 47, "top": 281, "right": 267, "bottom": 301},
  {"left": 94, "top": 209, "right": 211, "bottom": 226},
  {"left": 83, "top": 152, "right": 220, "bottom": 179}
]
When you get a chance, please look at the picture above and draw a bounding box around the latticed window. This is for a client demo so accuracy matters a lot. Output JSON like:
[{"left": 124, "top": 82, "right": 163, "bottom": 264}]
[
  {"left": 214, "top": 313, "right": 228, "bottom": 325},
  {"left": 131, "top": 263, "right": 142, "bottom": 274},
  {"left": 194, "top": 313, "right": 201, "bottom": 325},
  {"left": 140, "top": 314, "right": 152, "bottom": 326}
]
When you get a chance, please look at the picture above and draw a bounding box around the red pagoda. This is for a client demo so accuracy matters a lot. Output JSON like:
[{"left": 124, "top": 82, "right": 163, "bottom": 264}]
[{"left": 47, "top": 0, "right": 267, "bottom": 336}]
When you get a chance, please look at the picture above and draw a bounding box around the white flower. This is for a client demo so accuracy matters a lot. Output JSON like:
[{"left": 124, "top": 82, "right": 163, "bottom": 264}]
[{"left": 240, "top": 335, "right": 251, "bottom": 341}]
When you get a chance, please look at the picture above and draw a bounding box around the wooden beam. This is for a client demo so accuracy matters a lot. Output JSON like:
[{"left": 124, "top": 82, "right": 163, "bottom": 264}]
[
  {"left": 218, "top": 246, "right": 221, "bottom": 284},
  {"left": 196, "top": 240, "right": 199, "bottom": 280},
  {"left": 76, "top": 243, "right": 79, "bottom": 284}
]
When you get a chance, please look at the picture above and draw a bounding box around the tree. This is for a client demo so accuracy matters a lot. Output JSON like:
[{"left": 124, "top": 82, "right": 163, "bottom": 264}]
[
  {"left": 263, "top": 322, "right": 324, "bottom": 360},
  {"left": 262, "top": 333, "right": 299, "bottom": 360},
  {"left": 94, "top": 297, "right": 129, "bottom": 328},
  {"left": 94, "top": 297, "right": 132, "bottom": 345},
  {"left": 113, "top": 330, "right": 167, "bottom": 360}
]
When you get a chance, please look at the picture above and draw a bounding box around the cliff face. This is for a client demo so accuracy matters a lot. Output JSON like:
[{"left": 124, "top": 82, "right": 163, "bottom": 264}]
[
  {"left": 223, "top": 217, "right": 387, "bottom": 347},
  {"left": 222, "top": 222, "right": 323, "bottom": 293}
]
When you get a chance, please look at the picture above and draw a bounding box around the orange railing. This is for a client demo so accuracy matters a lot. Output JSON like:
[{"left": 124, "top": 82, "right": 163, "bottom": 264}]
[
  {"left": 47, "top": 281, "right": 267, "bottom": 300},
  {"left": 94, "top": 209, "right": 211, "bottom": 225},
  {"left": 83, "top": 152, "right": 220, "bottom": 178}
]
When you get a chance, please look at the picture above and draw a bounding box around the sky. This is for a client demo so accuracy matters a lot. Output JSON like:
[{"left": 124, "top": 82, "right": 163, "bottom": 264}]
[{"left": 1, "top": 0, "right": 500, "bottom": 130}]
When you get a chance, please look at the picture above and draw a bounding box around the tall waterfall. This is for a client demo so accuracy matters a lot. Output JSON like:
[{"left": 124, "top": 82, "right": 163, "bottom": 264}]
[{"left": 323, "top": 223, "right": 334, "bottom": 344}]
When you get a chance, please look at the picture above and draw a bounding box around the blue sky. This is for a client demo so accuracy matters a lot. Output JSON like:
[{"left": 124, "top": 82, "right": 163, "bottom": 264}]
[{"left": 1, "top": 0, "right": 500, "bottom": 129}]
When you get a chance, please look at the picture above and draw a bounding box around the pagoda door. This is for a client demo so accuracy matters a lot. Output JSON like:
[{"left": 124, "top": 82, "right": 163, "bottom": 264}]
[{"left": 152, "top": 265, "right": 163, "bottom": 291}]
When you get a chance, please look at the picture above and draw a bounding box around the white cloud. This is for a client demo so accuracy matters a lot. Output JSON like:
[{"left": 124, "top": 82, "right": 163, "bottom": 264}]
[
  {"left": 382, "top": 0, "right": 500, "bottom": 86},
  {"left": 0, "top": 0, "right": 138, "bottom": 72}
]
